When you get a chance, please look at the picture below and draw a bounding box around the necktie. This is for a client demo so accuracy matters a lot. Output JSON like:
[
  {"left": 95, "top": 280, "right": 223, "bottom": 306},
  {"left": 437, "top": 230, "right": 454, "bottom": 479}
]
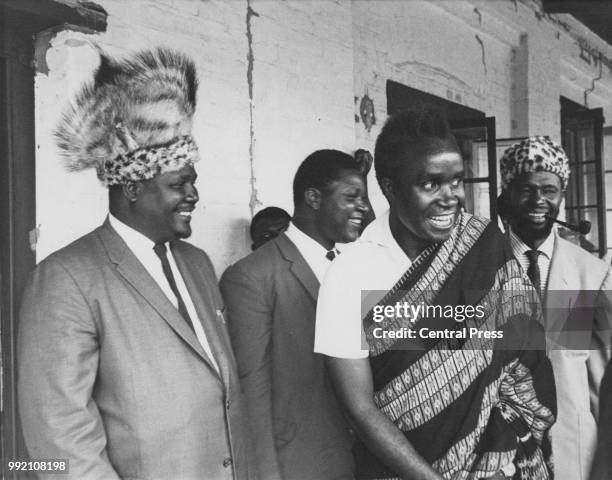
[
  {"left": 325, "top": 249, "right": 337, "bottom": 261},
  {"left": 525, "top": 249, "right": 542, "bottom": 296},
  {"left": 153, "top": 243, "right": 194, "bottom": 331}
]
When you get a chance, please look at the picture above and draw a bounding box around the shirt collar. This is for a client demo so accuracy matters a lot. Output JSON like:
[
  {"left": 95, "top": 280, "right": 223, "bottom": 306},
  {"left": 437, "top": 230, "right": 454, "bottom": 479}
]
[
  {"left": 284, "top": 221, "right": 331, "bottom": 257},
  {"left": 108, "top": 213, "right": 161, "bottom": 253},
  {"left": 509, "top": 226, "right": 555, "bottom": 259},
  {"left": 359, "top": 209, "right": 395, "bottom": 247},
  {"left": 359, "top": 209, "right": 412, "bottom": 262}
]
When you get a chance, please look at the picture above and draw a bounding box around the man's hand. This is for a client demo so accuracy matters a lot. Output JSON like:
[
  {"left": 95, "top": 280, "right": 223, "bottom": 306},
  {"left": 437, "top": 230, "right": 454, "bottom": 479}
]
[{"left": 326, "top": 356, "right": 444, "bottom": 480}]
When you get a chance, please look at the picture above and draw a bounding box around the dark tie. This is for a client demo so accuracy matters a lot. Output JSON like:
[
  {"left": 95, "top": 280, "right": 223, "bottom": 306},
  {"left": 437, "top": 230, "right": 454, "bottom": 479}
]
[
  {"left": 526, "top": 249, "right": 542, "bottom": 296},
  {"left": 153, "top": 243, "right": 194, "bottom": 331},
  {"left": 326, "top": 249, "right": 337, "bottom": 261}
]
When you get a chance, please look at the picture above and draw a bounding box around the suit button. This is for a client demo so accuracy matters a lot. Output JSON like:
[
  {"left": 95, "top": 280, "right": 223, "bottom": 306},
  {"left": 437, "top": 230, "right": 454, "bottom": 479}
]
[{"left": 222, "top": 457, "right": 232, "bottom": 468}]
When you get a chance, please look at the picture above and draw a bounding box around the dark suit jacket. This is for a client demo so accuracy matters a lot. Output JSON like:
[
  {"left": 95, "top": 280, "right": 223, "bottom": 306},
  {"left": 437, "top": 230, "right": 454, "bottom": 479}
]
[
  {"left": 220, "top": 234, "right": 353, "bottom": 480},
  {"left": 18, "top": 219, "right": 253, "bottom": 480}
]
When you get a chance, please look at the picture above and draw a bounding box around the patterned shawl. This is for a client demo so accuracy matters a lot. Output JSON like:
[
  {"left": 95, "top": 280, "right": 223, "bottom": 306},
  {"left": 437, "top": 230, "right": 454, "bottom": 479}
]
[{"left": 356, "top": 213, "right": 556, "bottom": 480}]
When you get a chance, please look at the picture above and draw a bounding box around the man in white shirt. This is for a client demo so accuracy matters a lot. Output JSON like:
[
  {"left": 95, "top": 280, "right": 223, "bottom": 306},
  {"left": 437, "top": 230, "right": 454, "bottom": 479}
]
[
  {"left": 220, "top": 149, "right": 369, "bottom": 480},
  {"left": 315, "top": 110, "right": 556, "bottom": 480},
  {"left": 500, "top": 136, "right": 612, "bottom": 480},
  {"left": 18, "top": 48, "right": 253, "bottom": 479}
]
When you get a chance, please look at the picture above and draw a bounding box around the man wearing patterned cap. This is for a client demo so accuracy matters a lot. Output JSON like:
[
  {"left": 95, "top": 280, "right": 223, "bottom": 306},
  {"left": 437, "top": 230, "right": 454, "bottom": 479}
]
[
  {"left": 18, "top": 48, "right": 253, "bottom": 479},
  {"left": 500, "top": 136, "right": 612, "bottom": 480}
]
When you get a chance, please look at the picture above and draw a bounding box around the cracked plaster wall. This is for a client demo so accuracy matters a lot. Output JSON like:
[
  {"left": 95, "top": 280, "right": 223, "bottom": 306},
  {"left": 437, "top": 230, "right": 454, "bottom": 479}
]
[
  {"left": 34, "top": 0, "right": 612, "bottom": 270},
  {"left": 353, "top": 0, "right": 612, "bottom": 213},
  {"left": 34, "top": 0, "right": 354, "bottom": 273}
]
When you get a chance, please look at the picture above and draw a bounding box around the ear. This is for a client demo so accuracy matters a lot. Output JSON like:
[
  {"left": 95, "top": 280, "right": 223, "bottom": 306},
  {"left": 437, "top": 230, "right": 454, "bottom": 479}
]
[
  {"left": 304, "top": 187, "right": 322, "bottom": 210},
  {"left": 379, "top": 177, "right": 395, "bottom": 203},
  {"left": 122, "top": 181, "right": 142, "bottom": 203}
]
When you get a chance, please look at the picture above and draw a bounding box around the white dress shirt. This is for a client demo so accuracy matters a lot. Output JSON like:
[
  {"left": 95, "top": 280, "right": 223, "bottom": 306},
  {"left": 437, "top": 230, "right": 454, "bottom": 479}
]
[
  {"left": 314, "top": 210, "right": 412, "bottom": 358},
  {"left": 509, "top": 227, "right": 555, "bottom": 292},
  {"left": 284, "top": 221, "right": 337, "bottom": 283},
  {"left": 109, "top": 214, "right": 219, "bottom": 372}
]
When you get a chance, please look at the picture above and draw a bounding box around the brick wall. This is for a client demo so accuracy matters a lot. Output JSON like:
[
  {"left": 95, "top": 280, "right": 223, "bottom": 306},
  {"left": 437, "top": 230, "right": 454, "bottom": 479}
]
[{"left": 34, "top": 0, "right": 612, "bottom": 273}]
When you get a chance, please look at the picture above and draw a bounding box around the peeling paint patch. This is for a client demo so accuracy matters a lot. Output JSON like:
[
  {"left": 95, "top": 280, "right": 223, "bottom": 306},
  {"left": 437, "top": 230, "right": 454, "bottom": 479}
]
[
  {"left": 29, "top": 225, "right": 41, "bottom": 252},
  {"left": 246, "top": 0, "right": 261, "bottom": 216},
  {"left": 34, "top": 25, "right": 95, "bottom": 75},
  {"left": 65, "top": 38, "right": 88, "bottom": 47}
]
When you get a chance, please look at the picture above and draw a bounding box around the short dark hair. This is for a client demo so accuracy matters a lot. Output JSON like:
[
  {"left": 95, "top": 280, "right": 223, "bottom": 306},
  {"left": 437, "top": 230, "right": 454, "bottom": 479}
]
[
  {"left": 249, "top": 206, "right": 290, "bottom": 239},
  {"left": 292, "top": 149, "right": 360, "bottom": 206},
  {"left": 374, "top": 107, "right": 459, "bottom": 190}
]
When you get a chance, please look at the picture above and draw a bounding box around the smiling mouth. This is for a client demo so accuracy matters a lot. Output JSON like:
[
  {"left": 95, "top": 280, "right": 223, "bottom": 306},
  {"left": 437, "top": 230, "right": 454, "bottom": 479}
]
[
  {"left": 176, "top": 211, "right": 193, "bottom": 220},
  {"left": 348, "top": 218, "right": 362, "bottom": 228},
  {"left": 427, "top": 213, "right": 455, "bottom": 229},
  {"left": 526, "top": 212, "right": 548, "bottom": 223}
]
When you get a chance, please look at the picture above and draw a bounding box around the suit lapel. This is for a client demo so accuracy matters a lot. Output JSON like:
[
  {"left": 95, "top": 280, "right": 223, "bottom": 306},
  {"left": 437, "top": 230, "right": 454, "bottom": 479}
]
[
  {"left": 172, "top": 243, "right": 231, "bottom": 388},
  {"left": 275, "top": 234, "right": 320, "bottom": 301},
  {"left": 544, "top": 233, "right": 577, "bottom": 347},
  {"left": 97, "top": 220, "right": 221, "bottom": 378},
  {"left": 546, "top": 232, "right": 570, "bottom": 292}
]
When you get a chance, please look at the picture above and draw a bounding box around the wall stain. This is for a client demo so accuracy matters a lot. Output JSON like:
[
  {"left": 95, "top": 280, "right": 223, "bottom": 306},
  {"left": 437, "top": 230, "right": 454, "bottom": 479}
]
[
  {"left": 585, "top": 52, "right": 603, "bottom": 107},
  {"left": 392, "top": 60, "right": 473, "bottom": 92},
  {"left": 246, "top": 0, "right": 260, "bottom": 216},
  {"left": 475, "top": 34, "right": 487, "bottom": 75},
  {"left": 578, "top": 40, "right": 612, "bottom": 73}
]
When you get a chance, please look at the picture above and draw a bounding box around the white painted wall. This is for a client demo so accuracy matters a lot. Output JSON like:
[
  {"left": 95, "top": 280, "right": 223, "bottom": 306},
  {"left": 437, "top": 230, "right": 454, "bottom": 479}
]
[{"left": 34, "top": 0, "right": 612, "bottom": 274}]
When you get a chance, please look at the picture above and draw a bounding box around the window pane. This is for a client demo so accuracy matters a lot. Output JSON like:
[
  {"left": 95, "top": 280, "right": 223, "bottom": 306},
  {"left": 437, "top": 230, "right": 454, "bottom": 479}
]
[
  {"left": 453, "top": 127, "right": 487, "bottom": 179},
  {"left": 576, "top": 162, "right": 598, "bottom": 205},
  {"left": 463, "top": 181, "right": 490, "bottom": 219},
  {"left": 606, "top": 174, "right": 612, "bottom": 209},
  {"left": 566, "top": 166, "right": 578, "bottom": 209},
  {"left": 607, "top": 211, "right": 612, "bottom": 249},
  {"left": 604, "top": 130, "right": 612, "bottom": 170},
  {"left": 577, "top": 207, "right": 599, "bottom": 253},
  {"left": 606, "top": 212, "right": 612, "bottom": 248}
]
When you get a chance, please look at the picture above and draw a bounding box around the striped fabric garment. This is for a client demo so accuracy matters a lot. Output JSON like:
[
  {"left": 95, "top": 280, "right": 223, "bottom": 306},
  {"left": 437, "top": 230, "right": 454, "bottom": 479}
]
[{"left": 357, "top": 213, "right": 556, "bottom": 480}]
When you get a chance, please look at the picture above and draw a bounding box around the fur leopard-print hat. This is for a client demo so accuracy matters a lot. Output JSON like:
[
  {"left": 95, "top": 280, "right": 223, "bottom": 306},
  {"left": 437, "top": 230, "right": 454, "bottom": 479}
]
[
  {"left": 55, "top": 47, "right": 199, "bottom": 186},
  {"left": 500, "top": 136, "right": 570, "bottom": 191}
]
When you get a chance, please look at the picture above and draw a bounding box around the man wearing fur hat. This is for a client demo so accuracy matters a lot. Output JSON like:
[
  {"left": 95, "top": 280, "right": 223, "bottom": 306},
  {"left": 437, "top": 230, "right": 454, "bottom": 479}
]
[
  {"left": 18, "top": 49, "right": 253, "bottom": 480},
  {"left": 499, "top": 136, "right": 612, "bottom": 480}
]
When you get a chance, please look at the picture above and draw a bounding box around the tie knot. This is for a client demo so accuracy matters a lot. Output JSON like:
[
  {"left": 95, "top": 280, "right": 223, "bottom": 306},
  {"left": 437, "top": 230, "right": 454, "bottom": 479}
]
[
  {"left": 325, "top": 249, "right": 337, "bottom": 261},
  {"left": 153, "top": 243, "right": 168, "bottom": 257},
  {"left": 525, "top": 249, "right": 541, "bottom": 263}
]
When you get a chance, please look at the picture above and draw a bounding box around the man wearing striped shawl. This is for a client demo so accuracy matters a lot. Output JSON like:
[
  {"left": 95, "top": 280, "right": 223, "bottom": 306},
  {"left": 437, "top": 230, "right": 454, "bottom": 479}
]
[{"left": 314, "top": 108, "right": 556, "bottom": 480}]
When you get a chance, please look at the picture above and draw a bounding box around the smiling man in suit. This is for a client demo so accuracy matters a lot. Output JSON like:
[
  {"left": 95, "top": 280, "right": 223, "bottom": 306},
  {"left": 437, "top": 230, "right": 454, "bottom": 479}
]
[
  {"left": 18, "top": 49, "right": 252, "bottom": 480},
  {"left": 500, "top": 136, "right": 612, "bottom": 480},
  {"left": 220, "top": 150, "right": 369, "bottom": 480}
]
